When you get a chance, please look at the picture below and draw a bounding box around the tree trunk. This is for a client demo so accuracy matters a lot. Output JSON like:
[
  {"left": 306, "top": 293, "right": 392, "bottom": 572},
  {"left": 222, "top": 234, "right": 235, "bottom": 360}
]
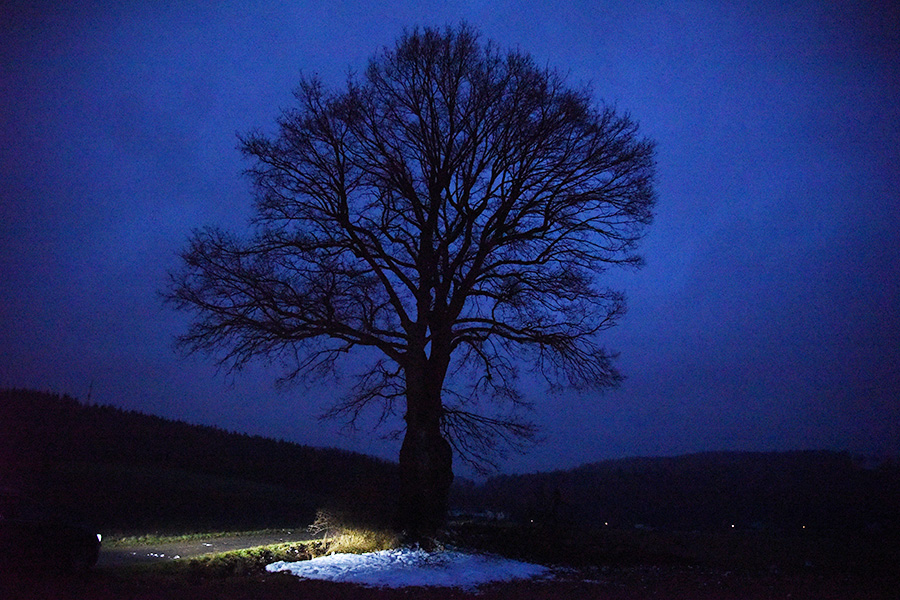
[{"left": 396, "top": 357, "right": 453, "bottom": 542}]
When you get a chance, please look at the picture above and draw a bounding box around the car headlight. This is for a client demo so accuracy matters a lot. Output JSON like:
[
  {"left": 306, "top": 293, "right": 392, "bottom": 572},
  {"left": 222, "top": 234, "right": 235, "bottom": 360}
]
[{"left": 97, "top": 533, "right": 102, "bottom": 543}]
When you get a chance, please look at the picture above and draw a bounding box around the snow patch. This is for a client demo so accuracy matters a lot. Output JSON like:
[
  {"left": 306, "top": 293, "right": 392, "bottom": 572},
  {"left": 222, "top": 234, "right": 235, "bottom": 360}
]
[{"left": 266, "top": 548, "right": 552, "bottom": 589}]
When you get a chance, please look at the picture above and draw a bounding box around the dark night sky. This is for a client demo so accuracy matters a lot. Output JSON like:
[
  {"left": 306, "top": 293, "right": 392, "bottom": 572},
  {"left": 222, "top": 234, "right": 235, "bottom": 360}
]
[{"left": 2, "top": 1, "right": 898, "bottom": 476}]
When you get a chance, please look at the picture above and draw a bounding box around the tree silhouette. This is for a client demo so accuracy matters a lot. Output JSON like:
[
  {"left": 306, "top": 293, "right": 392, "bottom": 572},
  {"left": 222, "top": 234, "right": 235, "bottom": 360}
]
[{"left": 169, "top": 24, "right": 655, "bottom": 540}]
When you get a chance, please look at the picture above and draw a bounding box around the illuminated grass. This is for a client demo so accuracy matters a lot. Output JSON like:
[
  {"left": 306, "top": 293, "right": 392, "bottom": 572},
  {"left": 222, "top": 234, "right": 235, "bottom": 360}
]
[
  {"left": 109, "top": 525, "right": 399, "bottom": 581},
  {"left": 305, "top": 508, "right": 401, "bottom": 556},
  {"left": 114, "top": 541, "right": 316, "bottom": 579},
  {"left": 182, "top": 542, "right": 316, "bottom": 577},
  {"left": 107, "top": 528, "right": 302, "bottom": 547},
  {"left": 317, "top": 528, "right": 401, "bottom": 556}
]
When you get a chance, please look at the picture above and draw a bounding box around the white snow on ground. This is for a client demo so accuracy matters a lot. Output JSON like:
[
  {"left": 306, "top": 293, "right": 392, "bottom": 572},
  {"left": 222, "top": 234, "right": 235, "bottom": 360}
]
[{"left": 266, "top": 548, "right": 552, "bottom": 589}]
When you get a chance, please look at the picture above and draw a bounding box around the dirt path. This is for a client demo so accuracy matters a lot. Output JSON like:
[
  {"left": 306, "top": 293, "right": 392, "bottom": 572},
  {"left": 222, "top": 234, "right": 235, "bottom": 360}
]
[{"left": 97, "top": 531, "right": 314, "bottom": 568}]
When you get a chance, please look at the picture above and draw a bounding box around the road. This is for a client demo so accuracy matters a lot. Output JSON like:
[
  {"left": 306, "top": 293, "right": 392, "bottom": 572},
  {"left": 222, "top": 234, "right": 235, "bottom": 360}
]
[{"left": 97, "top": 531, "right": 315, "bottom": 568}]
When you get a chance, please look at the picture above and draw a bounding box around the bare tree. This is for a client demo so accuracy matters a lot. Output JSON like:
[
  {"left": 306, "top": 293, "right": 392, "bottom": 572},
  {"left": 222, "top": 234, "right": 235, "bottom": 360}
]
[{"left": 168, "top": 24, "right": 655, "bottom": 540}]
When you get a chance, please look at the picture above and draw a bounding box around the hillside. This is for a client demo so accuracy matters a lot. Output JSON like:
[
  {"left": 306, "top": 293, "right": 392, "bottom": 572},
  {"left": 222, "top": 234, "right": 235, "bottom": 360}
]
[
  {"left": 470, "top": 450, "right": 900, "bottom": 533},
  {"left": 4, "top": 389, "right": 897, "bottom": 538},
  {"left": 0, "top": 389, "right": 398, "bottom": 533}
]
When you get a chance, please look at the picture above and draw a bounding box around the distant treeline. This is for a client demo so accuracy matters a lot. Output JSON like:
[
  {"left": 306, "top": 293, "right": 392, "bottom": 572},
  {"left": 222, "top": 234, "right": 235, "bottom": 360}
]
[
  {"left": 4, "top": 389, "right": 898, "bottom": 536},
  {"left": 0, "top": 389, "right": 398, "bottom": 533},
  {"left": 455, "top": 450, "right": 900, "bottom": 534}
]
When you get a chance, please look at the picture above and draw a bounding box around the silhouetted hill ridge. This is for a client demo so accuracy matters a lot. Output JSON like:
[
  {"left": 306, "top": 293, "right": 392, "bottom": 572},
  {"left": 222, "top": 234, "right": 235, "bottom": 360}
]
[
  {"left": 5, "top": 389, "right": 897, "bottom": 536},
  {"left": 0, "top": 388, "right": 397, "bottom": 532},
  {"left": 472, "top": 450, "right": 899, "bottom": 533}
]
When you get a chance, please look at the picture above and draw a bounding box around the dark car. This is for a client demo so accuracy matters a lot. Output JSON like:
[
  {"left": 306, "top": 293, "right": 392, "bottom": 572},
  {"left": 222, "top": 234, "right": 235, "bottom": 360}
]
[{"left": 0, "top": 491, "right": 101, "bottom": 572}]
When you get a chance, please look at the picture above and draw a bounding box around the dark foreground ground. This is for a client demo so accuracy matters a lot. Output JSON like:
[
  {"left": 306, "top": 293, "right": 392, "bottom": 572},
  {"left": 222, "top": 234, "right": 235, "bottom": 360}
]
[
  {"left": 2, "top": 565, "right": 897, "bottom": 600},
  {"left": 2, "top": 527, "right": 898, "bottom": 599}
]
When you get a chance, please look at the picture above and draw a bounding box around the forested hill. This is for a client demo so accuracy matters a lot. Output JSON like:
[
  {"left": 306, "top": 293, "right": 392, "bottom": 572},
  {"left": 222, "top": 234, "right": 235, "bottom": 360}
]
[
  {"left": 468, "top": 450, "right": 900, "bottom": 534},
  {"left": 0, "top": 388, "right": 398, "bottom": 533},
  {"left": 5, "top": 389, "right": 898, "bottom": 536}
]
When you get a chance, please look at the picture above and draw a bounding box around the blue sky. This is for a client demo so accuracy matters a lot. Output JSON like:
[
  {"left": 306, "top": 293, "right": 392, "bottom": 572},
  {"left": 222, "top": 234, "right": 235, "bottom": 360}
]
[{"left": 2, "top": 0, "right": 898, "bottom": 475}]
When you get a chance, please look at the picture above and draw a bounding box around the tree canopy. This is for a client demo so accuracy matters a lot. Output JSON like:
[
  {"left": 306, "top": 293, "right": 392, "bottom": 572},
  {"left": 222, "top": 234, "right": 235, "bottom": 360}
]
[{"left": 170, "top": 23, "right": 655, "bottom": 536}]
